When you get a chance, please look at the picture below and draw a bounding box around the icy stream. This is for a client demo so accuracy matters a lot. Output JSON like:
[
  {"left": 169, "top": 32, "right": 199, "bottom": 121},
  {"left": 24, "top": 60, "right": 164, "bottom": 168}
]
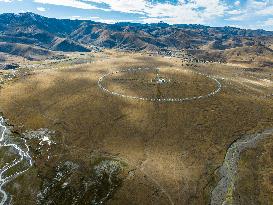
[{"left": 0, "top": 116, "right": 32, "bottom": 205}]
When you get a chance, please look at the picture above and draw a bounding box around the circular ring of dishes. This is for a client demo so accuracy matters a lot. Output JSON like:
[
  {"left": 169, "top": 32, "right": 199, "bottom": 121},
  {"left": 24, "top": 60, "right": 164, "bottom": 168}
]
[{"left": 98, "top": 67, "right": 221, "bottom": 102}]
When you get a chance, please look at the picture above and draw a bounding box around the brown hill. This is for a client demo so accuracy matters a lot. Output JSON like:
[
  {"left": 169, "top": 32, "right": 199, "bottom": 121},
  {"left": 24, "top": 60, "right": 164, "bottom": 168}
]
[
  {"left": 224, "top": 45, "right": 273, "bottom": 66},
  {"left": 1, "top": 12, "right": 273, "bottom": 55},
  {"left": 0, "top": 42, "right": 54, "bottom": 60}
]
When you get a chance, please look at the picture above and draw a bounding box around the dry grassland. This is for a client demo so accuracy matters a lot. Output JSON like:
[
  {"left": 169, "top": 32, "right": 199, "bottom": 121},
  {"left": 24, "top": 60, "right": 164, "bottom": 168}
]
[{"left": 0, "top": 50, "right": 272, "bottom": 204}]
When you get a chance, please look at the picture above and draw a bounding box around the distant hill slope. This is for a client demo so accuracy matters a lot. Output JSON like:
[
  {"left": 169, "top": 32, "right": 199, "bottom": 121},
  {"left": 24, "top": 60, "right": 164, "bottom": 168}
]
[
  {"left": 0, "top": 13, "right": 90, "bottom": 53},
  {"left": 224, "top": 45, "right": 273, "bottom": 66},
  {"left": 69, "top": 22, "right": 273, "bottom": 51},
  {"left": 0, "top": 42, "right": 54, "bottom": 60},
  {"left": 1, "top": 12, "right": 273, "bottom": 55}
]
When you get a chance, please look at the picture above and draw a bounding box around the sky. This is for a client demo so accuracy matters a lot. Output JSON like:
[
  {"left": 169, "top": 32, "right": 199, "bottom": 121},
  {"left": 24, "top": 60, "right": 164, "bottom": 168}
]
[{"left": 0, "top": 0, "right": 273, "bottom": 30}]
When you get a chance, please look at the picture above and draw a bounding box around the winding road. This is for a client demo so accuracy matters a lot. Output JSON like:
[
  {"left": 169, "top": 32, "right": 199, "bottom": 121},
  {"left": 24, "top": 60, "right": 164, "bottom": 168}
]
[{"left": 0, "top": 116, "right": 32, "bottom": 205}]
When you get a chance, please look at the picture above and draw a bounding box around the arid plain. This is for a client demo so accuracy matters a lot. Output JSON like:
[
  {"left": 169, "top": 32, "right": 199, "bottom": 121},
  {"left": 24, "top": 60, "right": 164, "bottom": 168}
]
[{"left": 0, "top": 50, "right": 273, "bottom": 205}]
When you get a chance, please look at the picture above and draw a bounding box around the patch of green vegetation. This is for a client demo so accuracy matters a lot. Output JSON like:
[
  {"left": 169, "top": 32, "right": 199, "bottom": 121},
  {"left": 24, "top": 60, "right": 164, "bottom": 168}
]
[
  {"left": 90, "top": 157, "right": 127, "bottom": 204},
  {"left": 0, "top": 147, "right": 18, "bottom": 168},
  {"left": 37, "top": 156, "right": 127, "bottom": 205},
  {"left": 5, "top": 166, "right": 41, "bottom": 205},
  {"left": 224, "top": 184, "right": 234, "bottom": 205},
  {"left": 203, "top": 164, "right": 221, "bottom": 204},
  {"left": 2, "top": 160, "right": 29, "bottom": 179}
]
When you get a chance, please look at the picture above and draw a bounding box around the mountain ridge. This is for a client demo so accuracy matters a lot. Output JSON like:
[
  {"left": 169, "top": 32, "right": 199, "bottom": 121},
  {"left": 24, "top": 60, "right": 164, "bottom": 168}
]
[{"left": 1, "top": 12, "right": 273, "bottom": 59}]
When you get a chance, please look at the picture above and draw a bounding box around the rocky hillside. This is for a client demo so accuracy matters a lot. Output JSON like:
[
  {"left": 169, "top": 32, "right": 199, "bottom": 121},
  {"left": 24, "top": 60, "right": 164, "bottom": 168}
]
[
  {"left": 0, "top": 13, "right": 90, "bottom": 53},
  {"left": 0, "top": 42, "right": 54, "bottom": 60},
  {"left": 1, "top": 12, "right": 273, "bottom": 56}
]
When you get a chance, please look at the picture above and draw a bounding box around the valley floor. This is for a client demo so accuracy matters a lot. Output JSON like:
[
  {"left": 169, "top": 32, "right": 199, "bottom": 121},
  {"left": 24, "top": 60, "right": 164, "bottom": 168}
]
[{"left": 0, "top": 50, "right": 272, "bottom": 205}]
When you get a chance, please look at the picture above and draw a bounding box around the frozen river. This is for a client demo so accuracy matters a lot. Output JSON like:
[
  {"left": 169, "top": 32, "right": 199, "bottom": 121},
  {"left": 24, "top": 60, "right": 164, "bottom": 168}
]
[{"left": 0, "top": 116, "right": 32, "bottom": 205}]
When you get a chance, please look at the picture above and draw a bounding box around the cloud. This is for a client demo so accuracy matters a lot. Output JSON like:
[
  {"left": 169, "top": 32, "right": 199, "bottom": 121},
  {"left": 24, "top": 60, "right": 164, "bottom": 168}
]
[
  {"left": 0, "top": 0, "right": 23, "bottom": 2},
  {"left": 30, "top": 0, "right": 273, "bottom": 29},
  {"left": 227, "top": 10, "right": 242, "bottom": 15},
  {"left": 70, "top": 15, "right": 134, "bottom": 24},
  {"left": 32, "top": 0, "right": 227, "bottom": 24},
  {"left": 34, "top": 0, "right": 100, "bottom": 10},
  {"left": 91, "top": 0, "right": 227, "bottom": 22},
  {"left": 250, "top": 0, "right": 267, "bottom": 8},
  {"left": 225, "top": 13, "right": 248, "bottom": 21},
  {"left": 264, "top": 18, "right": 273, "bottom": 26},
  {"left": 86, "top": 0, "right": 148, "bottom": 14},
  {"left": 225, "top": 0, "right": 273, "bottom": 24},
  {"left": 234, "top": 1, "right": 240, "bottom": 6},
  {"left": 256, "top": 6, "right": 273, "bottom": 16},
  {"left": 37, "top": 7, "right": 46, "bottom": 12}
]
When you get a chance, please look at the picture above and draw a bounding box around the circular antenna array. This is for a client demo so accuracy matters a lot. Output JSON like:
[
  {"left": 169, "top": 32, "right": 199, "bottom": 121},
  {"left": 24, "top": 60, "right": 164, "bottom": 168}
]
[{"left": 98, "top": 67, "right": 221, "bottom": 102}]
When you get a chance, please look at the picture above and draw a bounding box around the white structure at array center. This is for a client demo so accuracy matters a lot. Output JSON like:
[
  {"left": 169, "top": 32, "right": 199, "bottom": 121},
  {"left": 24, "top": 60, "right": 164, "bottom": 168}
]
[
  {"left": 153, "top": 73, "right": 170, "bottom": 84},
  {"left": 98, "top": 67, "right": 222, "bottom": 102}
]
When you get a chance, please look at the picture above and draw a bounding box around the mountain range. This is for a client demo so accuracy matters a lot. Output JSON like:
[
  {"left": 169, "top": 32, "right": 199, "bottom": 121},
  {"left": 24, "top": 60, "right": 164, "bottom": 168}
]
[{"left": 1, "top": 12, "right": 273, "bottom": 61}]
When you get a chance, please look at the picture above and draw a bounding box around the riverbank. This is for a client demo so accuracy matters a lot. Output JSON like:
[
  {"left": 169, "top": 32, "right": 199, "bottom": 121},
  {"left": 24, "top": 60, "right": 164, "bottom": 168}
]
[
  {"left": 211, "top": 128, "right": 273, "bottom": 205},
  {"left": 0, "top": 116, "right": 32, "bottom": 205}
]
